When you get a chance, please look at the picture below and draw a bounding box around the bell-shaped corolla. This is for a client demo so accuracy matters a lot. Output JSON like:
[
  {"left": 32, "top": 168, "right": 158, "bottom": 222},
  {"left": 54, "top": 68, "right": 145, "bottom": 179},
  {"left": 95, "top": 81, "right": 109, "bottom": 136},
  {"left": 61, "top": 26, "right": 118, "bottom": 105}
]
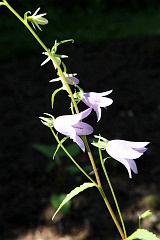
[
  {"left": 82, "top": 90, "right": 113, "bottom": 122},
  {"left": 53, "top": 108, "right": 93, "bottom": 152},
  {"left": 106, "top": 140, "right": 149, "bottom": 178}
]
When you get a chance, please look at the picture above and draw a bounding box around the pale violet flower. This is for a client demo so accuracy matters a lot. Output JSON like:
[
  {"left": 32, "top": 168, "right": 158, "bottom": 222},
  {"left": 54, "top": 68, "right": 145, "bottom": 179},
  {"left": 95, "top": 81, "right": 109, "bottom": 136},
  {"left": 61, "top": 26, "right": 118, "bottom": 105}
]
[
  {"left": 50, "top": 73, "right": 79, "bottom": 85},
  {"left": 26, "top": 8, "right": 48, "bottom": 31},
  {"left": 53, "top": 108, "right": 93, "bottom": 152},
  {"left": 106, "top": 140, "right": 149, "bottom": 178},
  {"left": 82, "top": 90, "right": 113, "bottom": 121}
]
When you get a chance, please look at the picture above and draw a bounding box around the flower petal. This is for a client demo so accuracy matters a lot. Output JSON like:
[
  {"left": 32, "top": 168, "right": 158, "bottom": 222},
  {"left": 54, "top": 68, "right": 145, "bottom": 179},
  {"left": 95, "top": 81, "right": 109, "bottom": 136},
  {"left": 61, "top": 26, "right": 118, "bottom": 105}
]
[
  {"left": 73, "top": 122, "right": 93, "bottom": 135},
  {"left": 82, "top": 91, "right": 113, "bottom": 121},
  {"left": 127, "top": 141, "right": 149, "bottom": 153},
  {"left": 99, "top": 97, "right": 113, "bottom": 107},
  {"left": 126, "top": 141, "right": 149, "bottom": 149},
  {"left": 66, "top": 76, "right": 79, "bottom": 85},
  {"left": 99, "top": 90, "right": 113, "bottom": 96},
  {"left": 105, "top": 139, "right": 149, "bottom": 178},
  {"left": 94, "top": 106, "right": 101, "bottom": 122},
  {"left": 54, "top": 121, "right": 75, "bottom": 138},
  {"left": 126, "top": 158, "right": 138, "bottom": 174},
  {"left": 58, "top": 108, "right": 92, "bottom": 125},
  {"left": 72, "top": 135, "right": 85, "bottom": 152},
  {"left": 106, "top": 140, "right": 144, "bottom": 160},
  {"left": 117, "top": 158, "right": 133, "bottom": 178}
]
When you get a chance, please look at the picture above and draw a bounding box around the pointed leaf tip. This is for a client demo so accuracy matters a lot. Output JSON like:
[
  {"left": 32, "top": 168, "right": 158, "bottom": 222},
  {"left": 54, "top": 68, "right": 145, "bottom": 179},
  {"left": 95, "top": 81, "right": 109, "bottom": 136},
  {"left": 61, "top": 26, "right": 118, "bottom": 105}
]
[{"left": 52, "top": 182, "right": 95, "bottom": 220}]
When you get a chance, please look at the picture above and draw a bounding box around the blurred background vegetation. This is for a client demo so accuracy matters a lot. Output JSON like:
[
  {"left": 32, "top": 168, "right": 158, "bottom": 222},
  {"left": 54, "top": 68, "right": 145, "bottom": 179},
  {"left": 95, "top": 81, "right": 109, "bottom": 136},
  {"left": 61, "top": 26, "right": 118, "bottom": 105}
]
[{"left": 1, "top": 0, "right": 160, "bottom": 59}]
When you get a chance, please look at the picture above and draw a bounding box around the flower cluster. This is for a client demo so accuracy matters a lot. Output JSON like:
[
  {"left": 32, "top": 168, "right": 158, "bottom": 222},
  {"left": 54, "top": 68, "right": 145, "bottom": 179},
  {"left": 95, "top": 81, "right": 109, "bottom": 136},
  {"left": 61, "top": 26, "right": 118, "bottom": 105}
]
[{"left": 40, "top": 40, "right": 149, "bottom": 178}]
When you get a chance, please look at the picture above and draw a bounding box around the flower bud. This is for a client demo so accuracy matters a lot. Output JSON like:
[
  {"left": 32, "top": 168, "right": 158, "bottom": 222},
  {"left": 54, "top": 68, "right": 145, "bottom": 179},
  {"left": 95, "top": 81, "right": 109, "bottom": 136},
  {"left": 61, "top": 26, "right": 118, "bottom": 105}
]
[
  {"left": 26, "top": 8, "right": 48, "bottom": 31},
  {"left": 139, "top": 210, "right": 152, "bottom": 220}
]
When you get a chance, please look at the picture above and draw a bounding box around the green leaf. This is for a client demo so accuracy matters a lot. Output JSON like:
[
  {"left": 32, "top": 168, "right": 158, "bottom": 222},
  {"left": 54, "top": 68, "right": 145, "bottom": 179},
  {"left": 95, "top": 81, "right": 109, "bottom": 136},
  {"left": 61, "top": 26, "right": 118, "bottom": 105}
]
[
  {"left": 32, "top": 144, "right": 57, "bottom": 159},
  {"left": 33, "top": 141, "right": 80, "bottom": 160},
  {"left": 127, "top": 229, "right": 160, "bottom": 240},
  {"left": 65, "top": 164, "right": 92, "bottom": 175},
  {"left": 53, "top": 137, "right": 68, "bottom": 159},
  {"left": 51, "top": 87, "right": 63, "bottom": 109},
  {"left": 52, "top": 182, "right": 95, "bottom": 220},
  {"left": 50, "top": 193, "right": 71, "bottom": 215},
  {"left": 65, "top": 143, "right": 81, "bottom": 157}
]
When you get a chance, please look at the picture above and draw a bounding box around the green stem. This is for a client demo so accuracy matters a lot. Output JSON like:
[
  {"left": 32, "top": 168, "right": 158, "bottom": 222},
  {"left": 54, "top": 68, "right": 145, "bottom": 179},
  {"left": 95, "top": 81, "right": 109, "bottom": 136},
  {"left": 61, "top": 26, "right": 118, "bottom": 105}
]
[
  {"left": 98, "top": 187, "right": 125, "bottom": 240},
  {"left": 99, "top": 148, "right": 127, "bottom": 239},
  {"left": 83, "top": 136, "right": 125, "bottom": 239},
  {"left": 138, "top": 216, "right": 141, "bottom": 229},
  {"left": 3, "top": 0, "right": 100, "bottom": 186},
  {"left": 82, "top": 136, "right": 101, "bottom": 187},
  {"left": 3, "top": 0, "right": 79, "bottom": 114},
  {"left": 50, "top": 127, "right": 96, "bottom": 184}
]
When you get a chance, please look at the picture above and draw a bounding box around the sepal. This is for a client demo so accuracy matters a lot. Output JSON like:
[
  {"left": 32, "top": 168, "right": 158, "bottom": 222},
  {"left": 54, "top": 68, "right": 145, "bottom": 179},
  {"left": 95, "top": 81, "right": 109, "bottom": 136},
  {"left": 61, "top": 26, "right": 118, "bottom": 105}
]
[{"left": 39, "top": 113, "right": 54, "bottom": 127}]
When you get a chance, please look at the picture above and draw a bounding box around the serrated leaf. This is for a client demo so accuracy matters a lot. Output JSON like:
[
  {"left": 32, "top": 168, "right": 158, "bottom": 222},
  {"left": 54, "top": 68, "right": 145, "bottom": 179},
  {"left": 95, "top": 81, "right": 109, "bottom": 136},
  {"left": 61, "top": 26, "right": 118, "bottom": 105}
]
[
  {"left": 52, "top": 182, "right": 95, "bottom": 220},
  {"left": 127, "top": 229, "right": 160, "bottom": 240}
]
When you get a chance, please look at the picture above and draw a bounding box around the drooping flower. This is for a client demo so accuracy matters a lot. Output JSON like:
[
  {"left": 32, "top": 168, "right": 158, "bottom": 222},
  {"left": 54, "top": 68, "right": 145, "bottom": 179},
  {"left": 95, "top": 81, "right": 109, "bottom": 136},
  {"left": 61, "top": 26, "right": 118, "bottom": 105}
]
[
  {"left": 53, "top": 108, "right": 93, "bottom": 152},
  {"left": 82, "top": 90, "right": 113, "bottom": 121},
  {"left": 105, "top": 140, "right": 149, "bottom": 178},
  {"left": 26, "top": 7, "right": 48, "bottom": 31}
]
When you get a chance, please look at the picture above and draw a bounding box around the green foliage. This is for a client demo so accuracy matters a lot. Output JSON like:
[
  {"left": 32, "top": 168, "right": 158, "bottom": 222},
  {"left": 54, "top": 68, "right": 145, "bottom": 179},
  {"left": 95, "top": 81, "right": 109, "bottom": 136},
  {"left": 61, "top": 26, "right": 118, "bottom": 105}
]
[
  {"left": 33, "top": 142, "right": 81, "bottom": 173},
  {"left": 2, "top": 5, "right": 160, "bottom": 60},
  {"left": 33, "top": 143, "right": 57, "bottom": 159},
  {"left": 50, "top": 193, "right": 71, "bottom": 215},
  {"left": 33, "top": 142, "right": 80, "bottom": 160},
  {"left": 127, "top": 228, "right": 160, "bottom": 240},
  {"left": 52, "top": 182, "right": 95, "bottom": 220}
]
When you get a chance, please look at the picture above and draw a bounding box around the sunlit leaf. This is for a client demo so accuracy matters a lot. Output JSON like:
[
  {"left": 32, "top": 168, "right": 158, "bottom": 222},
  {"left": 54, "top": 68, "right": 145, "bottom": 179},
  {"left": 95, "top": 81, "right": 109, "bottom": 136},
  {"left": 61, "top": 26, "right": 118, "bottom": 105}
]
[
  {"left": 127, "top": 229, "right": 160, "bottom": 240},
  {"left": 50, "top": 193, "right": 71, "bottom": 214},
  {"left": 52, "top": 182, "right": 95, "bottom": 220}
]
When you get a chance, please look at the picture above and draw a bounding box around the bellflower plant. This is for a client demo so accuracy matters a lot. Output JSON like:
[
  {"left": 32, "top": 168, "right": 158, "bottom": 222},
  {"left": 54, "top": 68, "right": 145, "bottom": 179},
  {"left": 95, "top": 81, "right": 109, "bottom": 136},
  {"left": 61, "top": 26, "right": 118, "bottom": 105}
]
[{"left": 1, "top": 1, "right": 158, "bottom": 240}]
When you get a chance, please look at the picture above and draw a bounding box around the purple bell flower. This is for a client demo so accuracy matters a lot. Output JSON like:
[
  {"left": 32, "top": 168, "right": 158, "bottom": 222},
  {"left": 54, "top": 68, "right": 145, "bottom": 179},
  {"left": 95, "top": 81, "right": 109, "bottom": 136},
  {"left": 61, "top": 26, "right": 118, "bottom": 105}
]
[
  {"left": 53, "top": 108, "right": 93, "bottom": 152},
  {"left": 106, "top": 140, "right": 149, "bottom": 178},
  {"left": 82, "top": 90, "right": 113, "bottom": 121}
]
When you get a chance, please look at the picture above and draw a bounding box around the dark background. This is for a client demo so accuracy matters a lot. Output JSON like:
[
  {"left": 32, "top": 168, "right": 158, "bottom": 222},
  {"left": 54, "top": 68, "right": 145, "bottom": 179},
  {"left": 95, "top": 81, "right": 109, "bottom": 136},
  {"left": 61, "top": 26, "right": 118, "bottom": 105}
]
[{"left": 0, "top": 1, "right": 160, "bottom": 239}]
